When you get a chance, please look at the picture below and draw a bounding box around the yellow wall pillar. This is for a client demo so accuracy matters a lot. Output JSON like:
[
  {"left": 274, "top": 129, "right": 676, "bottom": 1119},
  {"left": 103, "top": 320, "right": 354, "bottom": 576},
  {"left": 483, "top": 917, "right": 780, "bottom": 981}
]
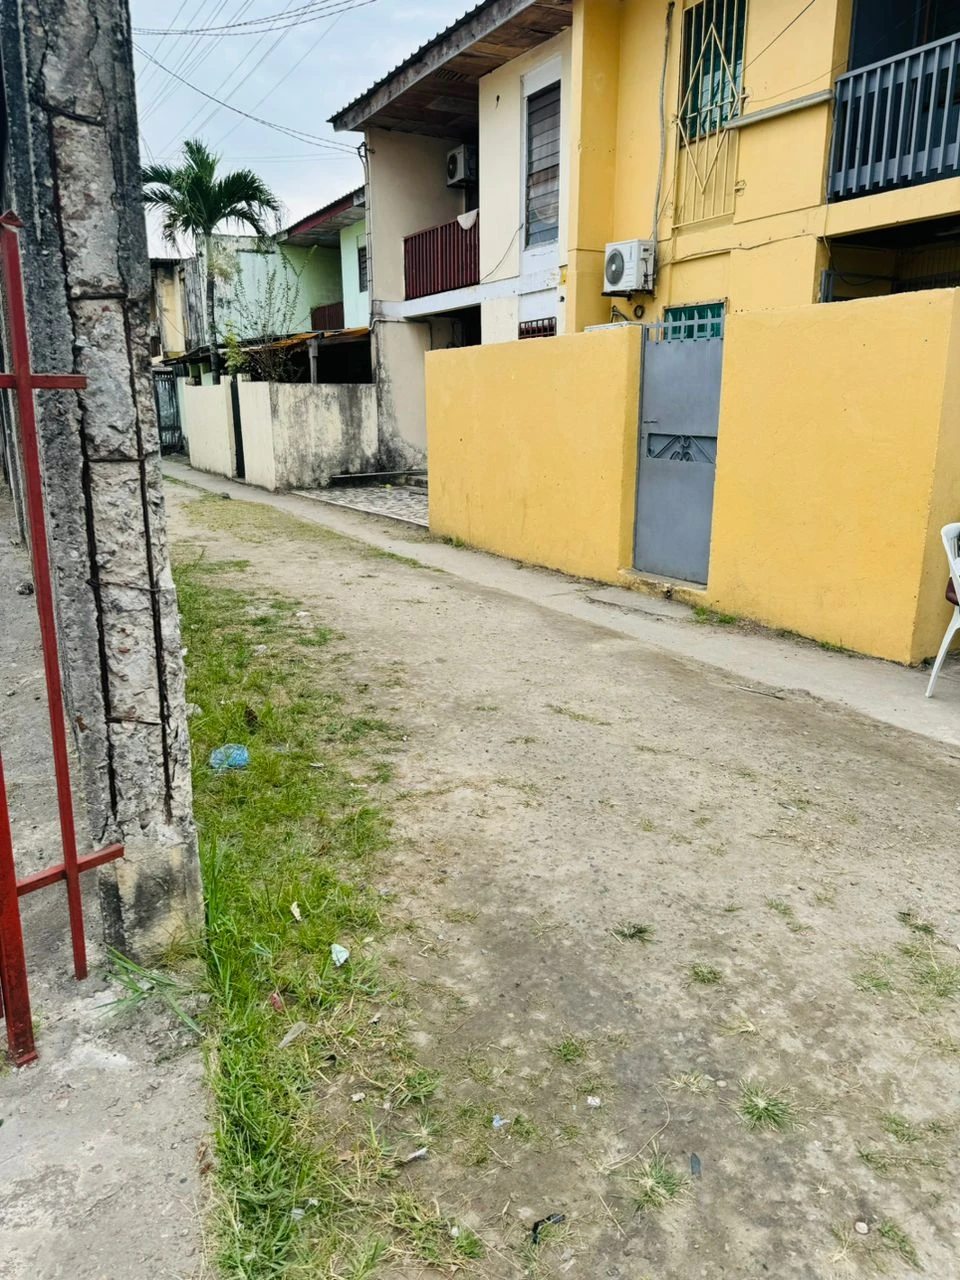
[
  {"left": 427, "top": 326, "right": 642, "bottom": 580},
  {"left": 707, "top": 291, "right": 960, "bottom": 664},
  {"left": 565, "top": 0, "right": 623, "bottom": 333}
]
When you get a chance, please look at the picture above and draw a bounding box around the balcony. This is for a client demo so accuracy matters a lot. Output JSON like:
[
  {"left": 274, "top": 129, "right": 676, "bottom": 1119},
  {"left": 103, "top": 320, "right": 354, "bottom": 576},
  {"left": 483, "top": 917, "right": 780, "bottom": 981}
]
[
  {"left": 403, "top": 214, "right": 479, "bottom": 301},
  {"left": 828, "top": 33, "right": 960, "bottom": 200},
  {"left": 311, "top": 301, "right": 345, "bottom": 330}
]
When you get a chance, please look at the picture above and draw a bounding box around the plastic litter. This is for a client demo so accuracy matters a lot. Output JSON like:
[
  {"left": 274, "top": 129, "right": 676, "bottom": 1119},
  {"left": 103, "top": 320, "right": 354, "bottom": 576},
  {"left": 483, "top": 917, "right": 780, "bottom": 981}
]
[
  {"left": 351, "top": 1091, "right": 366, "bottom": 1103},
  {"left": 399, "top": 1147, "right": 428, "bottom": 1165},
  {"left": 586, "top": 1096, "right": 602, "bottom": 1109},
  {"left": 269, "top": 991, "right": 284, "bottom": 1012},
  {"left": 492, "top": 1115, "right": 509, "bottom": 1130},
  {"left": 278, "top": 1021, "right": 309, "bottom": 1050},
  {"left": 290, "top": 902, "right": 302, "bottom": 922},
  {"left": 690, "top": 1153, "right": 702, "bottom": 1177},
  {"left": 854, "top": 1221, "right": 869, "bottom": 1236},
  {"left": 209, "top": 743, "right": 249, "bottom": 771},
  {"left": 331, "top": 943, "right": 350, "bottom": 967},
  {"left": 531, "top": 1214, "right": 566, "bottom": 1245}
]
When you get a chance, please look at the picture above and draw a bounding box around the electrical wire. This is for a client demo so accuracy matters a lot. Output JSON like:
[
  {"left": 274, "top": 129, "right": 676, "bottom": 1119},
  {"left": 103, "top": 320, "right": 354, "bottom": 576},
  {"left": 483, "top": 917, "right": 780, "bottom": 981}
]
[
  {"left": 136, "top": 0, "right": 192, "bottom": 92},
  {"left": 141, "top": 0, "right": 237, "bottom": 122},
  {"left": 175, "top": 0, "right": 303, "bottom": 144},
  {"left": 134, "top": 43, "right": 359, "bottom": 153},
  {"left": 212, "top": 9, "right": 347, "bottom": 147},
  {"left": 136, "top": 0, "right": 375, "bottom": 37},
  {"left": 743, "top": 0, "right": 819, "bottom": 71}
]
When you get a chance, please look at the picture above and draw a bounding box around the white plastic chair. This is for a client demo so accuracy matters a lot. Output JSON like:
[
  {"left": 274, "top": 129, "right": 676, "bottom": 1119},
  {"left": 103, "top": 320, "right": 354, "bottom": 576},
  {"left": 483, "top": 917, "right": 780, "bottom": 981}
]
[{"left": 925, "top": 522, "right": 960, "bottom": 698}]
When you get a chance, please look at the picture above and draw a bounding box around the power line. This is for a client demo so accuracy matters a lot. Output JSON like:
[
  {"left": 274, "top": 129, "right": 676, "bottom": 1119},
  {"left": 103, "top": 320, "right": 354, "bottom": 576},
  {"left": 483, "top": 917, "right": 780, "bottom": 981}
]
[
  {"left": 136, "top": 0, "right": 374, "bottom": 37},
  {"left": 134, "top": 43, "right": 359, "bottom": 153},
  {"left": 744, "top": 0, "right": 818, "bottom": 71},
  {"left": 157, "top": 0, "right": 289, "bottom": 144},
  {"left": 213, "top": 9, "right": 346, "bottom": 147}
]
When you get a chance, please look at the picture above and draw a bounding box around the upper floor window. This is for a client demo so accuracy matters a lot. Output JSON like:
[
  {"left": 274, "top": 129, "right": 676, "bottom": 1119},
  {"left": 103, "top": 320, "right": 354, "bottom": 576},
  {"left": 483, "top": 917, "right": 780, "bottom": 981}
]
[
  {"left": 680, "top": 0, "right": 746, "bottom": 141},
  {"left": 525, "top": 81, "right": 561, "bottom": 247},
  {"left": 357, "top": 243, "right": 368, "bottom": 293},
  {"left": 850, "top": 0, "right": 960, "bottom": 68}
]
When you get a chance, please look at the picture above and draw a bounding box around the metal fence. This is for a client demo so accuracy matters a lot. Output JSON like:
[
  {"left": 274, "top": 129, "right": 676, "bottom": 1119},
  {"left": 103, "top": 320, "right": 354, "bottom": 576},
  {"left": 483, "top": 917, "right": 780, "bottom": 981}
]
[
  {"left": 403, "top": 214, "right": 480, "bottom": 301},
  {"left": 829, "top": 33, "right": 960, "bottom": 200}
]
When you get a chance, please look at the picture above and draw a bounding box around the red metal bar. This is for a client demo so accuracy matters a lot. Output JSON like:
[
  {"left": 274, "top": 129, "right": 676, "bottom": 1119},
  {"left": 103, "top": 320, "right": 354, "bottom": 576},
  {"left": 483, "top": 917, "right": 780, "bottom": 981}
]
[
  {"left": 0, "top": 372, "right": 86, "bottom": 390},
  {"left": 0, "top": 753, "right": 37, "bottom": 1067},
  {"left": 1, "top": 213, "right": 89, "bottom": 979},
  {"left": 17, "top": 844, "right": 124, "bottom": 896}
]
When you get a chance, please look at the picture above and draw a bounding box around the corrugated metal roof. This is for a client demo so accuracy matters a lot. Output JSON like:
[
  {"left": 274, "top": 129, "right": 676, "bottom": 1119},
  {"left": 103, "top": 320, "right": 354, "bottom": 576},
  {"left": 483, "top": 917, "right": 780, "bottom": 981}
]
[{"left": 328, "top": 0, "right": 496, "bottom": 127}]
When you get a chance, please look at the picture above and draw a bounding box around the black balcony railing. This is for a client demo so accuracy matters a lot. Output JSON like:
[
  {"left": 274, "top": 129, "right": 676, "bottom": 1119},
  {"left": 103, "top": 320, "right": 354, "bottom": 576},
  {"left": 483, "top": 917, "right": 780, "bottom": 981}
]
[{"left": 828, "top": 33, "right": 960, "bottom": 200}]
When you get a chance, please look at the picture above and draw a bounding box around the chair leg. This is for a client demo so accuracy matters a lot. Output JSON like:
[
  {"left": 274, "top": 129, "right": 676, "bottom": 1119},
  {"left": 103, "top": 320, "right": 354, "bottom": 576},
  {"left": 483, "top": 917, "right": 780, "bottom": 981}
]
[{"left": 925, "top": 613, "right": 960, "bottom": 698}]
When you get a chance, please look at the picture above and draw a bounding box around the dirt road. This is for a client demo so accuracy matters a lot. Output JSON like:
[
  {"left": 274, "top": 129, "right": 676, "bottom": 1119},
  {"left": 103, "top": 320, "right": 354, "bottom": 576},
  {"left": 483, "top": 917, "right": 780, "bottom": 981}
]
[{"left": 170, "top": 481, "right": 960, "bottom": 1280}]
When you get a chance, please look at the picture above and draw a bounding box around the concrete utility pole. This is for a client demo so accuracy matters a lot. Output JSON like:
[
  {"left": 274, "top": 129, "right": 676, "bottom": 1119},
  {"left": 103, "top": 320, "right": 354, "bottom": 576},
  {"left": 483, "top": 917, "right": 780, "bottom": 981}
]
[{"left": 0, "top": 0, "right": 203, "bottom": 956}]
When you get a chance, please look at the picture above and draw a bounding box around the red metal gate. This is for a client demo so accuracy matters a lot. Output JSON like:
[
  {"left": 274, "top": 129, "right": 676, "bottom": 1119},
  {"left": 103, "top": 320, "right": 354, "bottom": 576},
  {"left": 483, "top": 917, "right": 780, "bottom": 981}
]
[{"left": 0, "top": 211, "right": 124, "bottom": 1066}]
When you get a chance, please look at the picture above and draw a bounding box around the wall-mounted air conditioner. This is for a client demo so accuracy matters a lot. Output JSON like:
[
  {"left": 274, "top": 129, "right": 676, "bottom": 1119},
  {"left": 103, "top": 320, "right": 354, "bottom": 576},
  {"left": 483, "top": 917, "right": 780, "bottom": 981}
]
[
  {"left": 602, "top": 239, "right": 655, "bottom": 295},
  {"left": 447, "top": 143, "right": 478, "bottom": 187}
]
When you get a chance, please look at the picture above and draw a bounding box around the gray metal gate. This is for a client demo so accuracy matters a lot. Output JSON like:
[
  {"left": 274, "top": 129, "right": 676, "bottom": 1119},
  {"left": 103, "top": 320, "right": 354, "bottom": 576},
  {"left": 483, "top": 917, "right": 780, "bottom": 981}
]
[
  {"left": 152, "top": 369, "right": 183, "bottom": 455},
  {"left": 633, "top": 322, "right": 723, "bottom": 584}
]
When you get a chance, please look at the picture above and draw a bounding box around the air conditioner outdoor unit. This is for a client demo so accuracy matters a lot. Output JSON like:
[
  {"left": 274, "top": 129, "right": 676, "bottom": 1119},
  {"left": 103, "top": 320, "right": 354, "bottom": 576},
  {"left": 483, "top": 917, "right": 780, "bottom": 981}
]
[
  {"left": 603, "top": 238, "right": 655, "bottom": 295},
  {"left": 446, "top": 143, "right": 478, "bottom": 187}
]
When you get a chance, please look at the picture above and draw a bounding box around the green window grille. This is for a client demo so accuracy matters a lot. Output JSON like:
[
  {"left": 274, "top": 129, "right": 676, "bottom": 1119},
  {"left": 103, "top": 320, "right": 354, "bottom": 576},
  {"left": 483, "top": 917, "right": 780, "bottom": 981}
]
[
  {"left": 680, "top": 0, "right": 747, "bottom": 141},
  {"left": 662, "top": 302, "right": 725, "bottom": 341}
]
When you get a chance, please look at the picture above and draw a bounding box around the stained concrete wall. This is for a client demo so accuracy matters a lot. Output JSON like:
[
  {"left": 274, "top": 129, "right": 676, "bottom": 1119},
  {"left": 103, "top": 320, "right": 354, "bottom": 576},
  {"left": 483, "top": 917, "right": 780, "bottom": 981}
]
[
  {"left": 183, "top": 383, "right": 235, "bottom": 478},
  {"left": 239, "top": 382, "right": 378, "bottom": 490},
  {"left": 0, "top": 0, "right": 202, "bottom": 955}
]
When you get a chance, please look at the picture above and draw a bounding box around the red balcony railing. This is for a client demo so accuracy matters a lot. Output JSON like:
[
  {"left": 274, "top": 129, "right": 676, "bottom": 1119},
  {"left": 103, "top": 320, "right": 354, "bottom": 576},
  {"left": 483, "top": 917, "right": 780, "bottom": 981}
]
[{"left": 404, "top": 214, "right": 479, "bottom": 301}]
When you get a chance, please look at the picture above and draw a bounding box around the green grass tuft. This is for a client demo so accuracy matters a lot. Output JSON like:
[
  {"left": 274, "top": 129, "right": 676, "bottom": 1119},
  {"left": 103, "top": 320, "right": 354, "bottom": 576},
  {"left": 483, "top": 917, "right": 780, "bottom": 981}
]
[
  {"left": 689, "top": 963, "right": 723, "bottom": 986},
  {"left": 627, "top": 1149, "right": 689, "bottom": 1211},
  {"left": 737, "top": 1079, "right": 797, "bottom": 1132},
  {"left": 612, "top": 921, "right": 655, "bottom": 943},
  {"left": 551, "top": 1037, "right": 588, "bottom": 1065}
]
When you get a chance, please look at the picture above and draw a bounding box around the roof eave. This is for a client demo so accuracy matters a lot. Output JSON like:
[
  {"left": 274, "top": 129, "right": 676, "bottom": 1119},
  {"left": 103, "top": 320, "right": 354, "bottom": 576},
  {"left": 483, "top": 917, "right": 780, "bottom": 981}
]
[{"left": 329, "top": 0, "right": 541, "bottom": 134}]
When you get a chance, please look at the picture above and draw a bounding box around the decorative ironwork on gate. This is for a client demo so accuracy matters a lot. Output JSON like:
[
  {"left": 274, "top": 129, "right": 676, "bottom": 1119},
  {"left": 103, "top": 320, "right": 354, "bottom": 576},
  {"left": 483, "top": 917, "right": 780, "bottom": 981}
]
[{"left": 0, "top": 211, "right": 125, "bottom": 1066}]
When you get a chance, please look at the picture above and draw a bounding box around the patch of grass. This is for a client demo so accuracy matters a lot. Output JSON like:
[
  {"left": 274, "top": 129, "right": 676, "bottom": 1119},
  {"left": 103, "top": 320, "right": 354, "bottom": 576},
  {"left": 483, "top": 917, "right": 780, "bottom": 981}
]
[
  {"left": 737, "top": 1079, "right": 797, "bottom": 1132},
  {"left": 897, "top": 909, "right": 940, "bottom": 940},
  {"left": 668, "top": 1071, "right": 711, "bottom": 1095},
  {"left": 878, "top": 1111, "right": 951, "bottom": 1144},
  {"left": 857, "top": 1146, "right": 943, "bottom": 1178},
  {"left": 612, "top": 921, "right": 655, "bottom": 943},
  {"left": 689, "top": 963, "right": 723, "bottom": 986},
  {"left": 627, "top": 1149, "right": 689, "bottom": 1211},
  {"left": 552, "top": 1037, "right": 588, "bottom": 1065},
  {"left": 547, "top": 703, "right": 611, "bottom": 726},
  {"left": 693, "top": 605, "right": 738, "bottom": 626},
  {"left": 766, "top": 898, "right": 809, "bottom": 934},
  {"left": 853, "top": 965, "right": 895, "bottom": 995},
  {"left": 172, "top": 556, "right": 465, "bottom": 1277},
  {"left": 877, "top": 1218, "right": 922, "bottom": 1269},
  {"left": 361, "top": 547, "right": 422, "bottom": 568},
  {"left": 386, "top": 1194, "right": 484, "bottom": 1264},
  {"left": 105, "top": 949, "right": 202, "bottom": 1035}
]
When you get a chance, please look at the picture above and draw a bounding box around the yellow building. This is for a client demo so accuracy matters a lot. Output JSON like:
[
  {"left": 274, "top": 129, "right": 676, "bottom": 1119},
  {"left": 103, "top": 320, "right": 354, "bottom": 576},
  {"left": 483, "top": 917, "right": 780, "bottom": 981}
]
[{"left": 334, "top": 0, "right": 960, "bottom": 664}]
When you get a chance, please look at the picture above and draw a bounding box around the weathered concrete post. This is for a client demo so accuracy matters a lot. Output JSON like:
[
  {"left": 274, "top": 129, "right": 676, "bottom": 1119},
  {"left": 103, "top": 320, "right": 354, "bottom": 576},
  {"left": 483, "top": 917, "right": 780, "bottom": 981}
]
[{"left": 0, "top": 0, "right": 203, "bottom": 956}]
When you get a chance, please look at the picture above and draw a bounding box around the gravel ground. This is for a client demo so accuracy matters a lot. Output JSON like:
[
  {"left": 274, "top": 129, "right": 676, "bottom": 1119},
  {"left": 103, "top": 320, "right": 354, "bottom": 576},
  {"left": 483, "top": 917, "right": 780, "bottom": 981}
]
[{"left": 169, "top": 481, "right": 960, "bottom": 1280}]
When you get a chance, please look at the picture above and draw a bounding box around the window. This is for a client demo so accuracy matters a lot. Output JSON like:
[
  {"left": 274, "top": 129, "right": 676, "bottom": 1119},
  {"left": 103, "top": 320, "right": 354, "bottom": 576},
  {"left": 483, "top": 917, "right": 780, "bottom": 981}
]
[
  {"left": 525, "top": 82, "right": 561, "bottom": 247},
  {"left": 662, "top": 302, "right": 724, "bottom": 341},
  {"left": 680, "top": 0, "right": 746, "bottom": 140},
  {"left": 357, "top": 243, "right": 368, "bottom": 293},
  {"left": 518, "top": 317, "right": 557, "bottom": 339}
]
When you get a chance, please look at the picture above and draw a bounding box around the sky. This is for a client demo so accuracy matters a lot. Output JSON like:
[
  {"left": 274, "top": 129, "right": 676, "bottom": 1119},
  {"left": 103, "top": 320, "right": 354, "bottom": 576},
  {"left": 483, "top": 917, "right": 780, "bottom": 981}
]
[{"left": 131, "top": 0, "right": 455, "bottom": 253}]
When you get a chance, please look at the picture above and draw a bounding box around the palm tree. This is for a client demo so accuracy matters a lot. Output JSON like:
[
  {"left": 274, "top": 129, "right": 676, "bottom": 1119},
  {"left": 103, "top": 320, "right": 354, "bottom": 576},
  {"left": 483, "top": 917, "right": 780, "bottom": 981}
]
[{"left": 142, "top": 138, "right": 281, "bottom": 384}]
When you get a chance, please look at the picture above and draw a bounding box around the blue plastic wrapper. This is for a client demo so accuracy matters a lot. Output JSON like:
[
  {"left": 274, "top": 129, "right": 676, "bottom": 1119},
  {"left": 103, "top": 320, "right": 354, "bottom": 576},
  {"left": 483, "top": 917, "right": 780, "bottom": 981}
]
[{"left": 209, "top": 744, "right": 250, "bottom": 771}]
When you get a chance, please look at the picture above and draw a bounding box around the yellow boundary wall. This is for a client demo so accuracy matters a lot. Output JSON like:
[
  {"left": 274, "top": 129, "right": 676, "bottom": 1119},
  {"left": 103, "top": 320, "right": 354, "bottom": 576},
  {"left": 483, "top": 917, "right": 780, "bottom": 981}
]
[
  {"left": 708, "top": 290, "right": 960, "bottom": 664},
  {"left": 427, "top": 325, "right": 642, "bottom": 583},
  {"left": 426, "top": 292, "right": 960, "bottom": 664}
]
